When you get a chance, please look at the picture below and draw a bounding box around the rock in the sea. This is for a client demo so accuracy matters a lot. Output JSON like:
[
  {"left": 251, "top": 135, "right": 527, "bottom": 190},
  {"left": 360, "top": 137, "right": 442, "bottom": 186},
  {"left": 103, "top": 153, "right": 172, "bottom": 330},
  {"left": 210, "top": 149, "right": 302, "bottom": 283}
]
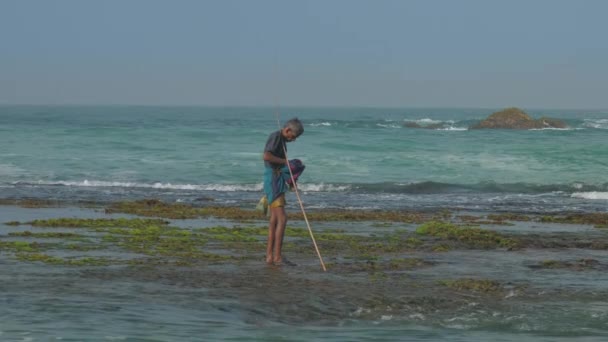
[
  {"left": 470, "top": 107, "right": 567, "bottom": 129},
  {"left": 404, "top": 121, "right": 445, "bottom": 129},
  {"left": 404, "top": 121, "right": 422, "bottom": 128}
]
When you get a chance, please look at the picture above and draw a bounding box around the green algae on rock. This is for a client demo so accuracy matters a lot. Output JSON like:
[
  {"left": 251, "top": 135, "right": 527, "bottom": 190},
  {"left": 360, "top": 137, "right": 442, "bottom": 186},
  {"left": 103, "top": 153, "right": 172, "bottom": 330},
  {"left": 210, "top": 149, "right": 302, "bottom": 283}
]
[
  {"left": 539, "top": 213, "right": 608, "bottom": 227},
  {"left": 530, "top": 258, "right": 602, "bottom": 271},
  {"left": 416, "top": 221, "right": 520, "bottom": 249},
  {"left": 105, "top": 199, "right": 435, "bottom": 222},
  {"left": 1, "top": 217, "right": 250, "bottom": 266},
  {"left": 0, "top": 240, "right": 43, "bottom": 252},
  {"left": 8, "top": 231, "right": 87, "bottom": 239},
  {"left": 9, "top": 211, "right": 608, "bottom": 273},
  {"left": 485, "top": 213, "right": 533, "bottom": 222},
  {"left": 106, "top": 199, "right": 263, "bottom": 220},
  {"left": 27, "top": 217, "right": 170, "bottom": 228},
  {"left": 439, "top": 278, "right": 503, "bottom": 292}
]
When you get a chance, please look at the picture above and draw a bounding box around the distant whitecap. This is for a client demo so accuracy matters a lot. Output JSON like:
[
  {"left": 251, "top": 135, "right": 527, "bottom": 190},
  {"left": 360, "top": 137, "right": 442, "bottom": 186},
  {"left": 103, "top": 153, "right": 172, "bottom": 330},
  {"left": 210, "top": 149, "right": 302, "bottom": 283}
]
[{"left": 571, "top": 192, "right": 608, "bottom": 200}]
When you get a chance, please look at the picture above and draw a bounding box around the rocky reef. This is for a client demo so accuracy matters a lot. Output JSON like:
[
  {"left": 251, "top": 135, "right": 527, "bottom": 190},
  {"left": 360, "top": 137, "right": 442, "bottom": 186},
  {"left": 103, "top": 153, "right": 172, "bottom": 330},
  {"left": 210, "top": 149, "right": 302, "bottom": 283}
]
[
  {"left": 470, "top": 107, "right": 567, "bottom": 129},
  {"left": 403, "top": 121, "right": 446, "bottom": 129}
]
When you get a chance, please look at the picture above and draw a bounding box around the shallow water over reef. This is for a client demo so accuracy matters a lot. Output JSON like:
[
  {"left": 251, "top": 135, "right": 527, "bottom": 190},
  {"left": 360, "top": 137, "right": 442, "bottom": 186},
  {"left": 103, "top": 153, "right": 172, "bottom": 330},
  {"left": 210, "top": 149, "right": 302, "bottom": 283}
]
[{"left": 2, "top": 204, "right": 608, "bottom": 341}]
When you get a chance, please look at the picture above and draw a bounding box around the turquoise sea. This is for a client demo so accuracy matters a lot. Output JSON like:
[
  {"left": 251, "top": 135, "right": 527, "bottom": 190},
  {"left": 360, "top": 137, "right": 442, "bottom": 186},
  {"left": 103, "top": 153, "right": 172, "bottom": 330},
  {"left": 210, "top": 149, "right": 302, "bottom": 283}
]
[
  {"left": 2, "top": 105, "right": 608, "bottom": 341},
  {"left": 1, "top": 105, "right": 607, "bottom": 213}
]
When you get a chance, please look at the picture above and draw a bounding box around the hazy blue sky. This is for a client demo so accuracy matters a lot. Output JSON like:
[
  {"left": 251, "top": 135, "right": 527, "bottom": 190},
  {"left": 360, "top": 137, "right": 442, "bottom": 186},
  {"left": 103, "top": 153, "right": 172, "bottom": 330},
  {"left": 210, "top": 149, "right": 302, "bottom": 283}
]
[{"left": 1, "top": 0, "right": 606, "bottom": 108}]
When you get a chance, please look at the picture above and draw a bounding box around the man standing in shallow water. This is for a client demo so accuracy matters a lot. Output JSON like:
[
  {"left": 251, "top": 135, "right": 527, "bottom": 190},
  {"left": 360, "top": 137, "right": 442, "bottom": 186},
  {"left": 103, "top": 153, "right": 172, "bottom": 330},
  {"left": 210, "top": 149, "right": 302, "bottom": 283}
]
[{"left": 262, "top": 118, "right": 304, "bottom": 265}]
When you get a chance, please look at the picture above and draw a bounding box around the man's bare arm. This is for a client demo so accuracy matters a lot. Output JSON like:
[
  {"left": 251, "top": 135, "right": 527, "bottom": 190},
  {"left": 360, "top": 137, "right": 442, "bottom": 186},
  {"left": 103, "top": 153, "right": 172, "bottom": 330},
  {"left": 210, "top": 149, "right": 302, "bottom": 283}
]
[{"left": 263, "top": 151, "right": 287, "bottom": 165}]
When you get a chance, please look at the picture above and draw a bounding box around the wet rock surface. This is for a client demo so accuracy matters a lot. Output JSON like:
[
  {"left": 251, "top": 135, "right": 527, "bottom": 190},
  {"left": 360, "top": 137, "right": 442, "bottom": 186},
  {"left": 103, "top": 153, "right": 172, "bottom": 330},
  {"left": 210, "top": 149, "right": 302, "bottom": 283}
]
[
  {"left": 470, "top": 107, "right": 568, "bottom": 129},
  {"left": 3, "top": 202, "right": 608, "bottom": 337}
]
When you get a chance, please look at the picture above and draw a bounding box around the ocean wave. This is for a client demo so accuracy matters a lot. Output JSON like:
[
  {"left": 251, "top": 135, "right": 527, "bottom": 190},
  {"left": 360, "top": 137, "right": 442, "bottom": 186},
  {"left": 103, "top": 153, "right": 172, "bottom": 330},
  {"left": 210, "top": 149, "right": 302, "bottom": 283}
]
[
  {"left": 583, "top": 119, "right": 608, "bottom": 130},
  {"left": 297, "top": 183, "right": 351, "bottom": 192},
  {"left": 11, "top": 180, "right": 352, "bottom": 193},
  {"left": 529, "top": 127, "right": 574, "bottom": 131},
  {"left": 308, "top": 118, "right": 604, "bottom": 131},
  {"left": 413, "top": 118, "right": 446, "bottom": 125},
  {"left": 571, "top": 192, "right": 608, "bottom": 200},
  {"left": 306, "top": 118, "right": 477, "bottom": 131},
  {"left": 375, "top": 123, "right": 401, "bottom": 129},
  {"left": 8, "top": 180, "right": 608, "bottom": 196},
  {"left": 402, "top": 118, "right": 468, "bottom": 130},
  {"left": 309, "top": 122, "right": 333, "bottom": 127},
  {"left": 437, "top": 126, "right": 468, "bottom": 131},
  {"left": 18, "top": 180, "right": 263, "bottom": 192},
  {"left": 354, "top": 181, "right": 607, "bottom": 194}
]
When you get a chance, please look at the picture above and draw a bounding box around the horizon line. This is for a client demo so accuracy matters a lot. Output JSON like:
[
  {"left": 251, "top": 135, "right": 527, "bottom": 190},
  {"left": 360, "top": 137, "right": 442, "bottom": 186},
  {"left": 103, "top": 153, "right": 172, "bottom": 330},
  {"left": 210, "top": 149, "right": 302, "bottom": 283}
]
[{"left": 1, "top": 103, "right": 606, "bottom": 111}]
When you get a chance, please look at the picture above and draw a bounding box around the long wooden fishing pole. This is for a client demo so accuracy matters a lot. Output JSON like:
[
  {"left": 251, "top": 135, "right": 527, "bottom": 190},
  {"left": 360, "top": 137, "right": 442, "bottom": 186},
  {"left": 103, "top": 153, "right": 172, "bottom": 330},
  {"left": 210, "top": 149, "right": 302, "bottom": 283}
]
[{"left": 274, "top": 114, "right": 327, "bottom": 272}]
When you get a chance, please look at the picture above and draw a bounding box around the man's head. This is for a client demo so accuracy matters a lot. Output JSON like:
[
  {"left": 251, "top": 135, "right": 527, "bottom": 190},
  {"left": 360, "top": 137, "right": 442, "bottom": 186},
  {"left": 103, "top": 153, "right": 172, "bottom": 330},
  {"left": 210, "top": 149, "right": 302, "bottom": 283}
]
[{"left": 282, "top": 118, "right": 304, "bottom": 142}]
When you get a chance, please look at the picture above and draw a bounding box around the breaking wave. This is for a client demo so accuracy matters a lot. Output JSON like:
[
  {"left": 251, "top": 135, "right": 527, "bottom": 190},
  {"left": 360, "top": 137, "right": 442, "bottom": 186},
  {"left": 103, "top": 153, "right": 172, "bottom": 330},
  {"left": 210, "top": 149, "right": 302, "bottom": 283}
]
[{"left": 9, "top": 180, "right": 608, "bottom": 195}]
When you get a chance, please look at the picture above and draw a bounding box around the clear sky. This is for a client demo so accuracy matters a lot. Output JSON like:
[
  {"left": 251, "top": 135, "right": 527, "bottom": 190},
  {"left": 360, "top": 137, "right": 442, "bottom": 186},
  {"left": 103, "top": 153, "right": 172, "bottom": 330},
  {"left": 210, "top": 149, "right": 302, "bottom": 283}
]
[{"left": 1, "top": 0, "right": 607, "bottom": 108}]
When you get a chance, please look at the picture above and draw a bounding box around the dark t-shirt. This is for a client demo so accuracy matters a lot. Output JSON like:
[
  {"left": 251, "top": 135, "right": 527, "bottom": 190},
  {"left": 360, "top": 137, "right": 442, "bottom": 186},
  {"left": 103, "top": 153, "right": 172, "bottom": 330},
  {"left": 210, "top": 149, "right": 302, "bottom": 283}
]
[{"left": 264, "top": 130, "right": 286, "bottom": 169}]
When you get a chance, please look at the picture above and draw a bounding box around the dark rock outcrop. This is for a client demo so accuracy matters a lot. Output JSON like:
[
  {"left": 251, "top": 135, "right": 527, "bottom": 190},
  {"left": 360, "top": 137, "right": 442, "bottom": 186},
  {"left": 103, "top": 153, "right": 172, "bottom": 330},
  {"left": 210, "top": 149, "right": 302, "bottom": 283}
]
[{"left": 470, "top": 107, "right": 567, "bottom": 129}]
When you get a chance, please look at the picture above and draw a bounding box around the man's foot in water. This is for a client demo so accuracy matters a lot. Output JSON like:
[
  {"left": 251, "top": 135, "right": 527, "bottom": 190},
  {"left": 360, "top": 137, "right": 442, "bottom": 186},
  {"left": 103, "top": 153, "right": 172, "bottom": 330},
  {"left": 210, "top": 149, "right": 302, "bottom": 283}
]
[{"left": 273, "top": 257, "right": 297, "bottom": 266}]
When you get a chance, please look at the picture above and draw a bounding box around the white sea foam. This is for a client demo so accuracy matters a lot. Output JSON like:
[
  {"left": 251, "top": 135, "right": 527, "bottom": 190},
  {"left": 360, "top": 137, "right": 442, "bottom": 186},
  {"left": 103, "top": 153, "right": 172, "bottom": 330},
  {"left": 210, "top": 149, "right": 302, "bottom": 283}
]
[
  {"left": 572, "top": 183, "right": 584, "bottom": 190},
  {"left": 583, "top": 118, "right": 608, "bottom": 129},
  {"left": 28, "top": 180, "right": 263, "bottom": 192},
  {"left": 24, "top": 180, "right": 351, "bottom": 193},
  {"left": 403, "top": 118, "right": 465, "bottom": 130},
  {"left": 298, "top": 183, "right": 351, "bottom": 192},
  {"left": 351, "top": 307, "right": 371, "bottom": 316},
  {"left": 409, "top": 313, "right": 426, "bottom": 320},
  {"left": 414, "top": 118, "right": 443, "bottom": 125},
  {"left": 571, "top": 192, "right": 608, "bottom": 200},
  {"left": 529, "top": 127, "right": 573, "bottom": 131},
  {"left": 376, "top": 123, "right": 401, "bottom": 128},
  {"left": 309, "top": 122, "right": 332, "bottom": 127},
  {"left": 437, "top": 126, "right": 468, "bottom": 131}
]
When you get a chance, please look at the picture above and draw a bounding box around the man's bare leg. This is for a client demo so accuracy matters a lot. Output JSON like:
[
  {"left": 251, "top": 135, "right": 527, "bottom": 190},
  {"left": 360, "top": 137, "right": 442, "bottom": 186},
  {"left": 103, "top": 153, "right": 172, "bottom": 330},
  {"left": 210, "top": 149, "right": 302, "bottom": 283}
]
[
  {"left": 266, "top": 210, "right": 277, "bottom": 264},
  {"left": 272, "top": 206, "right": 287, "bottom": 264}
]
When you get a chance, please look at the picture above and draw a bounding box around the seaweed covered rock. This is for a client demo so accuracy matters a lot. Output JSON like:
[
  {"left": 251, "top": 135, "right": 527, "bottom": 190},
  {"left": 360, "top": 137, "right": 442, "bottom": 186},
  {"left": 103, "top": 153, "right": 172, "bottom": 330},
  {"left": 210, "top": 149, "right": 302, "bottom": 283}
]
[{"left": 470, "top": 107, "right": 567, "bottom": 129}]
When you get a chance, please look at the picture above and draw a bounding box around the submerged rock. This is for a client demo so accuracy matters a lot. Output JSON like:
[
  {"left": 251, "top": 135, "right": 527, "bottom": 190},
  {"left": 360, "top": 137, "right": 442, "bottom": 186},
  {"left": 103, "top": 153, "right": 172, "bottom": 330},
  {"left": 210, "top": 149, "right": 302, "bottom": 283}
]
[
  {"left": 404, "top": 121, "right": 446, "bottom": 129},
  {"left": 470, "top": 107, "right": 567, "bottom": 129}
]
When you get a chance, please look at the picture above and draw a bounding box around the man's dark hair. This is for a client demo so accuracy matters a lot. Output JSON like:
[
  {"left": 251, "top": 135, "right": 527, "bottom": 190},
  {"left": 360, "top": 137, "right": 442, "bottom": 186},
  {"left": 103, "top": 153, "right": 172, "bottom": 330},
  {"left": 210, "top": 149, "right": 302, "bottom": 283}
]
[{"left": 284, "top": 117, "right": 304, "bottom": 137}]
